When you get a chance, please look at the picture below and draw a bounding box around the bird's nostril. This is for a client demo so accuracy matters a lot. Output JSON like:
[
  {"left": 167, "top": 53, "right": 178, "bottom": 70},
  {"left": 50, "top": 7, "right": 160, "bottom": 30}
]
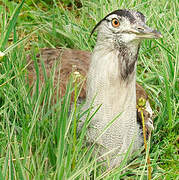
[{"left": 137, "top": 27, "right": 144, "bottom": 31}]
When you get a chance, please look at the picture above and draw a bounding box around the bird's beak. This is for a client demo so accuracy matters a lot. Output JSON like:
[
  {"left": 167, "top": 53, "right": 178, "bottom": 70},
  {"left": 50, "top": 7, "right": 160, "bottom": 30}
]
[{"left": 130, "top": 23, "right": 162, "bottom": 39}]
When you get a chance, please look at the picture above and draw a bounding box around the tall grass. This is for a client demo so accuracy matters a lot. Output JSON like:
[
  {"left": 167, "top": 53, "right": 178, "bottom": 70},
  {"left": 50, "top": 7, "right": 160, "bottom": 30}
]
[{"left": 0, "top": 0, "right": 178, "bottom": 179}]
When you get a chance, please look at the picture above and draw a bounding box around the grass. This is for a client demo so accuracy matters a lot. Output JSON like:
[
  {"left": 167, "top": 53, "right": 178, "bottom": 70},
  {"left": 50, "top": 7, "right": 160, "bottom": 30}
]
[{"left": 0, "top": 0, "right": 178, "bottom": 179}]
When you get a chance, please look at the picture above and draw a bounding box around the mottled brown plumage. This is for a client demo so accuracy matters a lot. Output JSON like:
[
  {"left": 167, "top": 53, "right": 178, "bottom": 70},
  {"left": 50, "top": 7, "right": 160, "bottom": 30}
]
[{"left": 27, "top": 48, "right": 90, "bottom": 99}]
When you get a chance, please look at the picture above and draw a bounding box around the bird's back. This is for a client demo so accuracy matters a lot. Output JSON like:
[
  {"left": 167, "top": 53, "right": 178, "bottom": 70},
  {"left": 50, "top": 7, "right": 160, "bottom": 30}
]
[{"left": 27, "top": 48, "right": 91, "bottom": 99}]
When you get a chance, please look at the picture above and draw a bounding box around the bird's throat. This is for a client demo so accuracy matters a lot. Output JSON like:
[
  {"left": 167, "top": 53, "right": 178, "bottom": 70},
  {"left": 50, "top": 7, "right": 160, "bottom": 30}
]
[{"left": 117, "top": 43, "right": 140, "bottom": 81}]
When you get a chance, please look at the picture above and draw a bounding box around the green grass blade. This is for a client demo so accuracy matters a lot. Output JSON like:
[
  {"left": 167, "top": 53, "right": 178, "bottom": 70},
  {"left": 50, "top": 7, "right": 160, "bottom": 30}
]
[{"left": 0, "top": 0, "right": 25, "bottom": 51}]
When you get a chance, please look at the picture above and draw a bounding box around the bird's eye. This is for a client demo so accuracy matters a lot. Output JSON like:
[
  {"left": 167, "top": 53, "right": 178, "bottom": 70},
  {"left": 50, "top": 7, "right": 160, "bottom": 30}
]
[{"left": 111, "top": 18, "right": 120, "bottom": 27}]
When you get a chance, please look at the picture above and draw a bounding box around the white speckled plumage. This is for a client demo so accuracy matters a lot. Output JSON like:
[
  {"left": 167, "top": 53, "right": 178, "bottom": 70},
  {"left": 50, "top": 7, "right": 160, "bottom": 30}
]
[{"left": 83, "top": 34, "right": 141, "bottom": 168}]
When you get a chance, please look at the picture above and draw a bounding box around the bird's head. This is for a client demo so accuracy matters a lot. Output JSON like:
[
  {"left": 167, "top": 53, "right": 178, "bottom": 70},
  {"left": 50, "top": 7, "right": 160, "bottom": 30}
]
[{"left": 91, "top": 9, "right": 162, "bottom": 46}]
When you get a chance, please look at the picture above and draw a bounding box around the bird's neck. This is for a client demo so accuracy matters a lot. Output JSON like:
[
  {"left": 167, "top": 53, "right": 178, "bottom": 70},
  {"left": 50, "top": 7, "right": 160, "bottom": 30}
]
[
  {"left": 86, "top": 41, "right": 140, "bottom": 116},
  {"left": 89, "top": 40, "right": 140, "bottom": 83}
]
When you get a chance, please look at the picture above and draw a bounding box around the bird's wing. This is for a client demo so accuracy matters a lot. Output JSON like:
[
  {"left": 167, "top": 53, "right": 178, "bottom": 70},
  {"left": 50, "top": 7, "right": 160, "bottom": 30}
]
[{"left": 136, "top": 83, "right": 154, "bottom": 135}]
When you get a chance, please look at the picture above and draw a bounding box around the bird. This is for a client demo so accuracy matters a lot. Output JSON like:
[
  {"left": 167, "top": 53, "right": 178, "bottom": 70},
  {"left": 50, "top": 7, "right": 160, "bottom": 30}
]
[
  {"left": 27, "top": 9, "right": 161, "bottom": 168},
  {"left": 79, "top": 9, "right": 161, "bottom": 168}
]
